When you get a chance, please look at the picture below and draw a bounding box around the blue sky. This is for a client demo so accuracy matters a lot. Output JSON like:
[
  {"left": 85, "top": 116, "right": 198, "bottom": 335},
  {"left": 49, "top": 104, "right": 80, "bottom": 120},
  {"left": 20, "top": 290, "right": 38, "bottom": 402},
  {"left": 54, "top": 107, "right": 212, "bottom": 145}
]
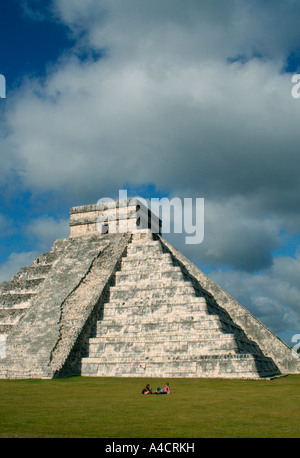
[
  {"left": 0, "top": 1, "right": 73, "bottom": 87},
  {"left": 1, "top": 0, "right": 300, "bottom": 345}
]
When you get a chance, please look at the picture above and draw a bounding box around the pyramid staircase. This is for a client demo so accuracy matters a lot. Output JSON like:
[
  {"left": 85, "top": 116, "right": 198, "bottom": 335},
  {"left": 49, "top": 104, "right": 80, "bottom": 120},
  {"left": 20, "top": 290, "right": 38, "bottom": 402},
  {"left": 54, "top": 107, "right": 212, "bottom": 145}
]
[
  {"left": 81, "top": 232, "right": 280, "bottom": 378},
  {"left": 1, "top": 200, "right": 296, "bottom": 379}
]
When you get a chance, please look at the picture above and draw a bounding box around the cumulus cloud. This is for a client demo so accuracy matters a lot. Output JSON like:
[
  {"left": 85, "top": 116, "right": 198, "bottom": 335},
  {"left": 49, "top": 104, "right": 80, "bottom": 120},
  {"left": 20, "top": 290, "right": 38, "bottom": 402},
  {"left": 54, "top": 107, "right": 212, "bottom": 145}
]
[
  {"left": 3, "top": 54, "right": 300, "bottom": 211},
  {"left": 162, "top": 196, "right": 282, "bottom": 272},
  {"left": 210, "top": 251, "right": 300, "bottom": 342},
  {"left": 52, "top": 0, "right": 300, "bottom": 64},
  {"left": 0, "top": 251, "right": 39, "bottom": 282},
  {"left": 0, "top": 215, "right": 69, "bottom": 282},
  {"left": 25, "top": 216, "right": 69, "bottom": 251},
  {"left": 2, "top": 0, "right": 299, "bottom": 257},
  {"left": 1, "top": 0, "right": 300, "bottom": 342}
]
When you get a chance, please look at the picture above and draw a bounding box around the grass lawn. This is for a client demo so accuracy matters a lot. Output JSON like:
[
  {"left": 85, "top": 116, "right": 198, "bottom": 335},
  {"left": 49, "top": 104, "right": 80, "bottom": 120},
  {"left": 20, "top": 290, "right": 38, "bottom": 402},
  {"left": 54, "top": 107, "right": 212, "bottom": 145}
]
[{"left": 0, "top": 375, "right": 300, "bottom": 438}]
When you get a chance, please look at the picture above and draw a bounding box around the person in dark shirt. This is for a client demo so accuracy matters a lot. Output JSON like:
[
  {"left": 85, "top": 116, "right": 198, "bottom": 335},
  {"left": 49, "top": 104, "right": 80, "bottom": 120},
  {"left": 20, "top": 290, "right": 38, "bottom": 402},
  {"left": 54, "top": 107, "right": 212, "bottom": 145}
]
[{"left": 142, "top": 383, "right": 152, "bottom": 394}]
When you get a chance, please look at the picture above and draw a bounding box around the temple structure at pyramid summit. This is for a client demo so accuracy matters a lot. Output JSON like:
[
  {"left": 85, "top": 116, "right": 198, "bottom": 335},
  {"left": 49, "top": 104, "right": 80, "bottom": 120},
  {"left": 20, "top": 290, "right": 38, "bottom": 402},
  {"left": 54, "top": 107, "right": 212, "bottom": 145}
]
[{"left": 0, "top": 199, "right": 299, "bottom": 379}]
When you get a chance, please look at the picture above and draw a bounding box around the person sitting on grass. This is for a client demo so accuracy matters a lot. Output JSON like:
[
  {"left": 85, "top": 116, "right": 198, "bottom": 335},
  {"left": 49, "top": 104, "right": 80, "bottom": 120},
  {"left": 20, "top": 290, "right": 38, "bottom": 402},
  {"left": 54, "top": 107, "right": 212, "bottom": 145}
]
[
  {"left": 163, "top": 382, "right": 173, "bottom": 394},
  {"left": 142, "top": 384, "right": 152, "bottom": 394},
  {"left": 154, "top": 386, "right": 163, "bottom": 394},
  {"left": 154, "top": 383, "right": 173, "bottom": 394}
]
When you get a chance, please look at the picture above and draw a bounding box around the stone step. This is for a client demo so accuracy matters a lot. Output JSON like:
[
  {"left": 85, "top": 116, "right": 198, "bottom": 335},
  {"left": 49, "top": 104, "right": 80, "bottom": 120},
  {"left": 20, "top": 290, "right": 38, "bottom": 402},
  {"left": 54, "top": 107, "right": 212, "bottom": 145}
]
[
  {"left": 113, "top": 277, "right": 190, "bottom": 290},
  {"left": 87, "top": 335, "right": 238, "bottom": 347},
  {"left": 129, "top": 234, "right": 160, "bottom": 242},
  {"left": 81, "top": 357, "right": 276, "bottom": 377},
  {"left": 92, "top": 317, "right": 258, "bottom": 349},
  {"left": 120, "top": 253, "right": 173, "bottom": 269},
  {"left": 101, "top": 306, "right": 211, "bottom": 320},
  {"left": 91, "top": 312, "right": 256, "bottom": 342},
  {"left": 86, "top": 340, "right": 260, "bottom": 359},
  {"left": 1, "top": 303, "right": 32, "bottom": 310},
  {"left": 101, "top": 299, "right": 208, "bottom": 311},
  {"left": 0, "top": 308, "right": 26, "bottom": 322},
  {"left": 98, "top": 313, "right": 223, "bottom": 326},
  {"left": 126, "top": 241, "right": 163, "bottom": 253},
  {"left": 82, "top": 353, "right": 249, "bottom": 364},
  {"left": 0, "top": 278, "right": 44, "bottom": 293},
  {"left": 105, "top": 295, "right": 208, "bottom": 309},
  {"left": 131, "top": 231, "right": 155, "bottom": 240},
  {"left": 100, "top": 297, "right": 233, "bottom": 316},
  {"left": 118, "top": 270, "right": 210, "bottom": 300},
  {"left": 0, "top": 293, "right": 37, "bottom": 307},
  {"left": 82, "top": 349, "right": 241, "bottom": 363},
  {"left": 85, "top": 338, "right": 239, "bottom": 357},
  {"left": 109, "top": 284, "right": 196, "bottom": 301},
  {"left": 13, "top": 265, "right": 51, "bottom": 280},
  {"left": 84, "top": 350, "right": 241, "bottom": 360},
  {"left": 104, "top": 294, "right": 207, "bottom": 305},
  {"left": 88, "top": 332, "right": 237, "bottom": 344},
  {"left": 95, "top": 322, "right": 234, "bottom": 337},
  {"left": 194, "top": 355, "right": 280, "bottom": 378},
  {"left": 128, "top": 243, "right": 161, "bottom": 251},
  {"left": 81, "top": 353, "right": 279, "bottom": 378},
  {"left": 0, "top": 367, "right": 52, "bottom": 379},
  {"left": 115, "top": 267, "right": 184, "bottom": 283},
  {"left": 32, "top": 252, "right": 58, "bottom": 266},
  {"left": 100, "top": 306, "right": 244, "bottom": 333},
  {"left": 102, "top": 303, "right": 233, "bottom": 330},
  {"left": 0, "top": 320, "right": 19, "bottom": 335},
  {"left": 127, "top": 244, "right": 159, "bottom": 253},
  {"left": 95, "top": 329, "right": 232, "bottom": 346},
  {"left": 81, "top": 361, "right": 161, "bottom": 377},
  {"left": 92, "top": 308, "right": 260, "bottom": 350},
  {"left": 0, "top": 324, "right": 14, "bottom": 334},
  {"left": 123, "top": 252, "right": 166, "bottom": 262}
]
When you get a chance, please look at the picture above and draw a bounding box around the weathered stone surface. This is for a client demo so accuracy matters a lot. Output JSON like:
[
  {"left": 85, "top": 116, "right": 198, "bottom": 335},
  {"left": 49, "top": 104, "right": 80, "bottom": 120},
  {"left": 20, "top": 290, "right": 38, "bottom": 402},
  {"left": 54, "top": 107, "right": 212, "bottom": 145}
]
[
  {"left": 159, "top": 236, "right": 300, "bottom": 374},
  {"left": 80, "top": 231, "right": 286, "bottom": 379},
  {"left": 0, "top": 232, "right": 130, "bottom": 378},
  {"left": 0, "top": 201, "right": 299, "bottom": 379}
]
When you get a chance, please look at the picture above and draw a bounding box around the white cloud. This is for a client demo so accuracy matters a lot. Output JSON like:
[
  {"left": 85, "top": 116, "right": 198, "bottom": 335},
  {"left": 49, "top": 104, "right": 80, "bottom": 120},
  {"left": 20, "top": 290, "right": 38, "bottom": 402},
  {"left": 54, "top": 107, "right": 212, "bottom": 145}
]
[
  {"left": 209, "top": 252, "right": 300, "bottom": 342},
  {"left": 160, "top": 194, "right": 282, "bottom": 271},
  {"left": 3, "top": 56, "right": 300, "bottom": 208},
  {"left": 1, "top": 0, "right": 300, "bottom": 342},
  {"left": 0, "top": 216, "right": 69, "bottom": 282},
  {"left": 25, "top": 216, "right": 69, "bottom": 251},
  {"left": 0, "top": 251, "right": 39, "bottom": 283},
  {"left": 52, "top": 0, "right": 300, "bottom": 64},
  {"left": 1, "top": 0, "right": 299, "bottom": 269}
]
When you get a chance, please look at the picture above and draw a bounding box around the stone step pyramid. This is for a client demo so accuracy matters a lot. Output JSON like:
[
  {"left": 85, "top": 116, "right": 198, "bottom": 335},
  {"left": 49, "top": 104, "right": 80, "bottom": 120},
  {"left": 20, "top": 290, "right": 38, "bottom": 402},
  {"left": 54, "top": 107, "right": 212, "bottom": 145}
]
[
  {"left": 80, "top": 232, "right": 279, "bottom": 378},
  {"left": 0, "top": 199, "right": 299, "bottom": 379}
]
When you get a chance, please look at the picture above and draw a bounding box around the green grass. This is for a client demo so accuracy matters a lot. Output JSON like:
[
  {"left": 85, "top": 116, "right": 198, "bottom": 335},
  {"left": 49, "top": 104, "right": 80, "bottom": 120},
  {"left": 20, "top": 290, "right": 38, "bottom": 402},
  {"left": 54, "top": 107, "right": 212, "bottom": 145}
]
[{"left": 0, "top": 375, "right": 300, "bottom": 438}]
